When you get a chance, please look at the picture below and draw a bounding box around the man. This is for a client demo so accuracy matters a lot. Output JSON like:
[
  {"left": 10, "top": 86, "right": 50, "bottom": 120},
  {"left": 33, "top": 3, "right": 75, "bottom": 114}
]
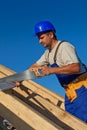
[{"left": 30, "top": 21, "right": 87, "bottom": 122}]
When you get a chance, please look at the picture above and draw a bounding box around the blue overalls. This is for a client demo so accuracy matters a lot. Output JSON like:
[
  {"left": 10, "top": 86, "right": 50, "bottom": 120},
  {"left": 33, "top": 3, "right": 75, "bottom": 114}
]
[{"left": 51, "top": 63, "right": 87, "bottom": 123}]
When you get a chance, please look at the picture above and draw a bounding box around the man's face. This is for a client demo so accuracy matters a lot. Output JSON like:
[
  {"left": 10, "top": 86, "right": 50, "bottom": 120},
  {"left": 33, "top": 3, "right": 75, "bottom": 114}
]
[{"left": 37, "top": 32, "right": 53, "bottom": 48}]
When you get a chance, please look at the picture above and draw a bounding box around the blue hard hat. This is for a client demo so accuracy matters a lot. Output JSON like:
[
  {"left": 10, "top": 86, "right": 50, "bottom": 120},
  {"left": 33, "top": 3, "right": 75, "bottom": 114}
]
[{"left": 34, "top": 21, "right": 56, "bottom": 35}]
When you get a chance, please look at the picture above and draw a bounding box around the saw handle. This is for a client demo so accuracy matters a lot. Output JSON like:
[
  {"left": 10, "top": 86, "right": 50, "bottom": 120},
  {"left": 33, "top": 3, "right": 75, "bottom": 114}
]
[{"left": 30, "top": 68, "right": 42, "bottom": 76}]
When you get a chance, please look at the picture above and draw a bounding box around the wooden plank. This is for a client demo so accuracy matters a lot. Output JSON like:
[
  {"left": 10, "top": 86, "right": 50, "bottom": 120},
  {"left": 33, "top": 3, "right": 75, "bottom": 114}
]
[
  {"left": 0, "top": 91, "right": 63, "bottom": 130},
  {"left": 33, "top": 96, "right": 87, "bottom": 130},
  {"left": 0, "top": 65, "right": 87, "bottom": 130},
  {"left": 0, "top": 65, "right": 15, "bottom": 75},
  {"left": 0, "top": 64, "right": 64, "bottom": 109},
  {"left": 11, "top": 87, "right": 87, "bottom": 130},
  {"left": 22, "top": 80, "right": 64, "bottom": 109},
  {"left": 0, "top": 105, "right": 34, "bottom": 130}
]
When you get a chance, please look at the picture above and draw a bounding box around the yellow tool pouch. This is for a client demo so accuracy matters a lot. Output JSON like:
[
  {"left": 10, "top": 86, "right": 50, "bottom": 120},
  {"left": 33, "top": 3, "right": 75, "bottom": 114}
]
[{"left": 65, "top": 72, "right": 87, "bottom": 102}]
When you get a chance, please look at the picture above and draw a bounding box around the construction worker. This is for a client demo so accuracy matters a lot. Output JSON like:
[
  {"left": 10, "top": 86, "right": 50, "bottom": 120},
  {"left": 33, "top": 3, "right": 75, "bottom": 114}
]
[{"left": 30, "top": 21, "right": 87, "bottom": 123}]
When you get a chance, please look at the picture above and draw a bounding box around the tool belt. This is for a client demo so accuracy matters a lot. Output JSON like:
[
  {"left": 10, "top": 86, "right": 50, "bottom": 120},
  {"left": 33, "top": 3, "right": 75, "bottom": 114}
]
[{"left": 64, "top": 72, "right": 87, "bottom": 102}]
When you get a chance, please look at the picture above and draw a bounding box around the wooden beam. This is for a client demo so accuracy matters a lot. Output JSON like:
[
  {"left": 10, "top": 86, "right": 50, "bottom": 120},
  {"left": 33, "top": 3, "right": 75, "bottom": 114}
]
[
  {"left": 0, "top": 91, "right": 63, "bottom": 130},
  {"left": 0, "top": 64, "right": 64, "bottom": 109},
  {"left": 12, "top": 87, "right": 87, "bottom": 130},
  {"left": 0, "top": 64, "right": 87, "bottom": 130}
]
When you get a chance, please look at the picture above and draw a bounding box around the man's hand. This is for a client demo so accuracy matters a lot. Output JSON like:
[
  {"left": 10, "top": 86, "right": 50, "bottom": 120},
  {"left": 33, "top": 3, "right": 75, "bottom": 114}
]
[
  {"left": 38, "top": 66, "right": 52, "bottom": 76},
  {"left": 13, "top": 81, "right": 23, "bottom": 87},
  {"left": 29, "top": 63, "right": 51, "bottom": 77}
]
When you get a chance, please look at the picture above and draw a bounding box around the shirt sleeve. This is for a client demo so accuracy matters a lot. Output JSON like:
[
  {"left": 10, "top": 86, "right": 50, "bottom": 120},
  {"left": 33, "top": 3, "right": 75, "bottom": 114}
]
[
  {"left": 36, "top": 50, "right": 49, "bottom": 66},
  {"left": 59, "top": 42, "right": 80, "bottom": 65}
]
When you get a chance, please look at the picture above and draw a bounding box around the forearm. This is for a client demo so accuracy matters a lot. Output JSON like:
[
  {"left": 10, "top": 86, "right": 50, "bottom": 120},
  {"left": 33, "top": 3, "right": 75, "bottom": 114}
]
[
  {"left": 49, "top": 63, "right": 80, "bottom": 75},
  {"left": 29, "top": 63, "right": 80, "bottom": 76},
  {"left": 40, "top": 63, "right": 80, "bottom": 76}
]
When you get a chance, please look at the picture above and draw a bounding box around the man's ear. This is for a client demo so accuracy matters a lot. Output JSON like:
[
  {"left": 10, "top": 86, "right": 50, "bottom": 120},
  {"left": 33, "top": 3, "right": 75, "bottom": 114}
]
[
  {"left": 48, "top": 32, "right": 54, "bottom": 38},
  {"left": 49, "top": 32, "right": 54, "bottom": 38}
]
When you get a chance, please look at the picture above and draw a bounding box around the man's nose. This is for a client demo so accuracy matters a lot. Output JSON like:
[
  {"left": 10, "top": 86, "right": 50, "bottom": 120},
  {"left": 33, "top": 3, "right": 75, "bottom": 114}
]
[{"left": 39, "top": 39, "right": 42, "bottom": 43}]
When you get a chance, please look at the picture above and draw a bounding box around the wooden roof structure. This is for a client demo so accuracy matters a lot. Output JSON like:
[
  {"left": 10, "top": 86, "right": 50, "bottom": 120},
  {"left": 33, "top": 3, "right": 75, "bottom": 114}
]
[{"left": 0, "top": 64, "right": 87, "bottom": 130}]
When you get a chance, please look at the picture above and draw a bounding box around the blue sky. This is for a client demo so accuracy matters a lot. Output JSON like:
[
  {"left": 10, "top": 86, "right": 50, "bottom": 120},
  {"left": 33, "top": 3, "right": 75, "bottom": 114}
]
[{"left": 0, "top": 0, "right": 87, "bottom": 96}]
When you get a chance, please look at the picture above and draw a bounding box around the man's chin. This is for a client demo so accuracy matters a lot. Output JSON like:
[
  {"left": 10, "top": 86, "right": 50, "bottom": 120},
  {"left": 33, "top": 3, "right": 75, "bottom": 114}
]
[{"left": 43, "top": 45, "right": 48, "bottom": 48}]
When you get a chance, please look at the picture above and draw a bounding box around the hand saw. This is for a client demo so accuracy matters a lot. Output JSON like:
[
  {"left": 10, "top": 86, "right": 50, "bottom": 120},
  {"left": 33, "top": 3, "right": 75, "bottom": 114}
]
[{"left": 0, "top": 69, "right": 38, "bottom": 91}]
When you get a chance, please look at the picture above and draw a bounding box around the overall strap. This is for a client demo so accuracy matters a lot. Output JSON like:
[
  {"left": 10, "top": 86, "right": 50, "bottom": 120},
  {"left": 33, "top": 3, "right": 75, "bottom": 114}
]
[{"left": 54, "top": 40, "right": 65, "bottom": 63}]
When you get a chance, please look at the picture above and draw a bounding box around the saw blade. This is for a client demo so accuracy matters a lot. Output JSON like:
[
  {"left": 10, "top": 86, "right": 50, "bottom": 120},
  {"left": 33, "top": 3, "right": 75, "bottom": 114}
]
[
  {"left": 0, "top": 82, "right": 16, "bottom": 90},
  {"left": 0, "top": 69, "right": 37, "bottom": 84}
]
